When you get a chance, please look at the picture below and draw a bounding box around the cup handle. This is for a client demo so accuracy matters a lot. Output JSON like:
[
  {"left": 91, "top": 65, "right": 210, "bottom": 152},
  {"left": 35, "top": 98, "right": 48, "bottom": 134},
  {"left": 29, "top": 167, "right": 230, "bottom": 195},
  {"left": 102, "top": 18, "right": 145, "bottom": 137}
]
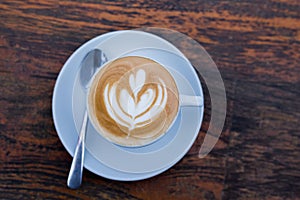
[{"left": 180, "top": 95, "right": 203, "bottom": 107}]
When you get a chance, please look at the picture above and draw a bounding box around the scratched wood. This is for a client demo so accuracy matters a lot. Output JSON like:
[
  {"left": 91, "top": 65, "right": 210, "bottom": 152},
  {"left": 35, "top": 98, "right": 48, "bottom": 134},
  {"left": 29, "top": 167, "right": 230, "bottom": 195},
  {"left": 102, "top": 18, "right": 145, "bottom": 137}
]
[{"left": 0, "top": 0, "right": 299, "bottom": 199}]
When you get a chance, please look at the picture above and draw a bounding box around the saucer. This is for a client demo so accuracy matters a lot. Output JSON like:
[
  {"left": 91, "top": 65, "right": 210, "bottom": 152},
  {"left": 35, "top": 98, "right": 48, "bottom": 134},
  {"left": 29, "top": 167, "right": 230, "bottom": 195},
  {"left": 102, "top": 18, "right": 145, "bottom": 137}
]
[{"left": 52, "top": 30, "right": 204, "bottom": 180}]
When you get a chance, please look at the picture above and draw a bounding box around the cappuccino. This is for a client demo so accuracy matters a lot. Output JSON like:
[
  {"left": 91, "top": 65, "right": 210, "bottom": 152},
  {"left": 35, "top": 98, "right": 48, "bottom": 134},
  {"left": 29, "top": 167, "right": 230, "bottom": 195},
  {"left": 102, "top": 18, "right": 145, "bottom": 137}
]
[{"left": 88, "top": 56, "right": 179, "bottom": 146}]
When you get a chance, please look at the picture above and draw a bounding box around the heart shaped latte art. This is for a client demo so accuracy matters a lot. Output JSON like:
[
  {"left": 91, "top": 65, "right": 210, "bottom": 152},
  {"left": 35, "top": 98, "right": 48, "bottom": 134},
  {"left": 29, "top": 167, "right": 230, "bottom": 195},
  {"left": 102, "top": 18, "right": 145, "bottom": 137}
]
[
  {"left": 104, "top": 69, "right": 168, "bottom": 137},
  {"left": 89, "top": 56, "right": 179, "bottom": 146}
]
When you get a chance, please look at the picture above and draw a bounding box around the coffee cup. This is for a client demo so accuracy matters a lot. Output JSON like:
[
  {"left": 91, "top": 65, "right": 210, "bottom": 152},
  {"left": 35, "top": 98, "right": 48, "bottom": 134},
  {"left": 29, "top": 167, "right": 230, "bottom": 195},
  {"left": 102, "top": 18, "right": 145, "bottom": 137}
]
[{"left": 87, "top": 54, "right": 202, "bottom": 147}]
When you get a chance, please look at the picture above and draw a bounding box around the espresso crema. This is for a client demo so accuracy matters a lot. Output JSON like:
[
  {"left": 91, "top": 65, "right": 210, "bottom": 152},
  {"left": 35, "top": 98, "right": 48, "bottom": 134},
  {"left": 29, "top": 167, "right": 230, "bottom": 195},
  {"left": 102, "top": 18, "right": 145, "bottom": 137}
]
[{"left": 88, "top": 56, "right": 179, "bottom": 146}]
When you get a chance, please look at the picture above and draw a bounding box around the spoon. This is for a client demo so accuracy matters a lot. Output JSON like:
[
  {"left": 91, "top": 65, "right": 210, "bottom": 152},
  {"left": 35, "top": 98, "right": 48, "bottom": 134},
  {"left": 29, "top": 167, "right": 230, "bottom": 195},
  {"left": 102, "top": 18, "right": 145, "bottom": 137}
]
[{"left": 67, "top": 49, "right": 107, "bottom": 189}]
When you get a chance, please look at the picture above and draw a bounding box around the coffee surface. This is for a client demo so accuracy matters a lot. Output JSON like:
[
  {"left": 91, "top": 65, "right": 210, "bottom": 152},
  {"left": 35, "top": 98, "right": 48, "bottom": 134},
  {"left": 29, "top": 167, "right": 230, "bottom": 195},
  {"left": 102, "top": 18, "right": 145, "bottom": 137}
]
[{"left": 88, "top": 56, "right": 179, "bottom": 146}]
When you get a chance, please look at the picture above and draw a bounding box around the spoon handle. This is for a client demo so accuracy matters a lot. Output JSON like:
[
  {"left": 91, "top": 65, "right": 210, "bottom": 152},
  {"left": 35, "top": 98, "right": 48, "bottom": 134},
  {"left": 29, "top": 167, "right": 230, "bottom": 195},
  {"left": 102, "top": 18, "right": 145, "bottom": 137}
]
[{"left": 67, "top": 111, "right": 88, "bottom": 189}]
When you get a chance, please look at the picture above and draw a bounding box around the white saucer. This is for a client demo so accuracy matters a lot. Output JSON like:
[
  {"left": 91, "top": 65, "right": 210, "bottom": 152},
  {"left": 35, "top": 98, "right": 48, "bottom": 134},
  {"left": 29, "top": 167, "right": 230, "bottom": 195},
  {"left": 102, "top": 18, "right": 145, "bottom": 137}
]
[{"left": 52, "top": 30, "right": 204, "bottom": 180}]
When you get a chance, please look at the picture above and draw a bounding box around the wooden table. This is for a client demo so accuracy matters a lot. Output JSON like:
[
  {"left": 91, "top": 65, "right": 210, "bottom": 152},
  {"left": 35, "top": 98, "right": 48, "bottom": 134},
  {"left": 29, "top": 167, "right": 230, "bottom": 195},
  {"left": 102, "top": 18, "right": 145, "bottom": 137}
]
[{"left": 1, "top": 0, "right": 299, "bottom": 199}]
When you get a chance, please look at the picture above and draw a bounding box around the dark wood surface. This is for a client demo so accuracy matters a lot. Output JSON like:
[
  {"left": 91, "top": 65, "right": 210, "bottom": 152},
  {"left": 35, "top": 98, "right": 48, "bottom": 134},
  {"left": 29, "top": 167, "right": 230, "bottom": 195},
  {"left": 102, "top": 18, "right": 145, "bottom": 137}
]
[{"left": 1, "top": 0, "right": 299, "bottom": 199}]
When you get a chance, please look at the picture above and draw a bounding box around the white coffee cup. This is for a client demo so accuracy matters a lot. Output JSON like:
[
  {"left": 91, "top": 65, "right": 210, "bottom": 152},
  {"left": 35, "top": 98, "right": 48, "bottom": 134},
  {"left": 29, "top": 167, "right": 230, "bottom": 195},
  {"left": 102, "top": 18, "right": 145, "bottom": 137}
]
[{"left": 87, "top": 52, "right": 203, "bottom": 147}]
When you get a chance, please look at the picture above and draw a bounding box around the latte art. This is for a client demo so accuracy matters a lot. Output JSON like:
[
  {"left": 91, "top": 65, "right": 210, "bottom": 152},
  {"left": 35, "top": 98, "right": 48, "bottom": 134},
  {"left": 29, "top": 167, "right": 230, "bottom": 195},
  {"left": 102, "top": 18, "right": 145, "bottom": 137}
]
[
  {"left": 88, "top": 56, "right": 179, "bottom": 146},
  {"left": 104, "top": 69, "right": 168, "bottom": 136}
]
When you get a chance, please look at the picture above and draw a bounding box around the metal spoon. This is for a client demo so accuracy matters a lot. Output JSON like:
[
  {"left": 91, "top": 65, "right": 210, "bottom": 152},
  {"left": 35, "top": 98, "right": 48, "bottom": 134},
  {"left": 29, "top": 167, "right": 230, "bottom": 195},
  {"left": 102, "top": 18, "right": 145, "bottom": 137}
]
[{"left": 67, "top": 49, "right": 107, "bottom": 189}]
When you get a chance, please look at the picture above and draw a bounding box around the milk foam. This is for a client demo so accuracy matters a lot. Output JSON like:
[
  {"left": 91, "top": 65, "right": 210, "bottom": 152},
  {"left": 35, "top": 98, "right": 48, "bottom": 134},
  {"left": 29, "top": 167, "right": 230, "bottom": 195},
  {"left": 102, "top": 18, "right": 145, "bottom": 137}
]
[
  {"left": 103, "top": 69, "right": 167, "bottom": 137},
  {"left": 88, "top": 56, "right": 179, "bottom": 146}
]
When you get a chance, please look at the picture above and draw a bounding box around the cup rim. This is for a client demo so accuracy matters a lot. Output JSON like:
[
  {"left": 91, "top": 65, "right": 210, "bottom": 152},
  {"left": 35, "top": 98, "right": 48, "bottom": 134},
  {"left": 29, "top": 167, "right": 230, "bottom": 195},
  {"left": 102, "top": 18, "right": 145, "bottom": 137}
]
[{"left": 86, "top": 55, "right": 181, "bottom": 148}]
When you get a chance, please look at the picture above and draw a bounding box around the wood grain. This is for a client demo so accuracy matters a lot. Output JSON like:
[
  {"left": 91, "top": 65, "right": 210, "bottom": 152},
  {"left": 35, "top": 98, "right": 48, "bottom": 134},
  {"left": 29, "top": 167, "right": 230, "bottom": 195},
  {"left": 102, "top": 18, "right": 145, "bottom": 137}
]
[{"left": 0, "top": 0, "right": 299, "bottom": 199}]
